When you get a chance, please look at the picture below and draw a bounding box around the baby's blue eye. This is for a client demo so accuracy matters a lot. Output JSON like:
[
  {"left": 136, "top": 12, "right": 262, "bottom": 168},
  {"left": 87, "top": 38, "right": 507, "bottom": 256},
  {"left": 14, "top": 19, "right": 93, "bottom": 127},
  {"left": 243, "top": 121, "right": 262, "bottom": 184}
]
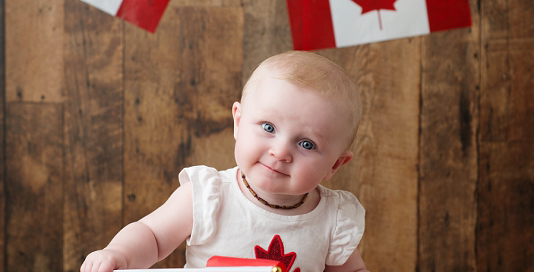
[
  {"left": 299, "top": 140, "right": 315, "bottom": 150},
  {"left": 262, "top": 123, "right": 275, "bottom": 133}
]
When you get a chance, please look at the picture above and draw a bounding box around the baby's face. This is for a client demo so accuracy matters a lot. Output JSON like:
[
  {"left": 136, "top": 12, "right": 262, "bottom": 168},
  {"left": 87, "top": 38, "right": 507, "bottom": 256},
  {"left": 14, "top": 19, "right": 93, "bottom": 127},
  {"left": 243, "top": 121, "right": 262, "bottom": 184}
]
[{"left": 232, "top": 76, "right": 353, "bottom": 198}]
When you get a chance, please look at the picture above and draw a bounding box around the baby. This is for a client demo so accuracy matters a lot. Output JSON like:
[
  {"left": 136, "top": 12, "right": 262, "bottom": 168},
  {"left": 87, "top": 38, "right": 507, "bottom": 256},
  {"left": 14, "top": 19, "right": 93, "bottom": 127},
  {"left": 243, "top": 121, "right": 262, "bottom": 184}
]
[{"left": 81, "top": 51, "right": 368, "bottom": 272}]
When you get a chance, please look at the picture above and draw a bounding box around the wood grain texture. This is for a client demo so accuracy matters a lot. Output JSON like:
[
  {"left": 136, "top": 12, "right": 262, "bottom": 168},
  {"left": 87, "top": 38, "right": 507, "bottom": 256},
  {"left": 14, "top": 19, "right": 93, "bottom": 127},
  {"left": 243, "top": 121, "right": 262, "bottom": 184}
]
[
  {"left": 480, "top": 0, "right": 534, "bottom": 141},
  {"left": 319, "top": 39, "right": 420, "bottom": 271},
  {"left": 418, "top": 2, "right": 480, "bottom": 269},
  {"left": 0, "top": 0, "right": 5, "bottom": 269},
  {"left": 123, "top": 5, "right": 243, "bottom": 268},
  {"left": 508, "top": 0, "right": 534, "bottom": 39},
  {"left": 5, "top": 0, "right": 64, "bottom": 102},
  {"left": 241, "top": 0, "right": 293, "bottom": 85},
  {"left": 5, "top": 104, "right": 63, "bottom": 271},
  {"left": 507, "top": 40, "right": 534, "bottom": 140},
  {"left": 477, "top": 0, "right": 534, "bottom": 270},
  {"left": 62, "top": 1, "right": 124, "bottom": 271},
  {"left": 477, "top": 142, "right": 534, "bottom": 271}
]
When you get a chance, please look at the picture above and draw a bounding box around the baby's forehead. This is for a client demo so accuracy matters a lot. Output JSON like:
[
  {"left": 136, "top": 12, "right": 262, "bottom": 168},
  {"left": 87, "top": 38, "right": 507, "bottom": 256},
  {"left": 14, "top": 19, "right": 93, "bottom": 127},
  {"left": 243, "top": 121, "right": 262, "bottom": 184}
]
[
  {"left": 244, "top": 87, "right": 354, "bottom": 136},
  {"left": 244, "top": 77, "right": 346, "bottom": 106},
  {"left": 242, "top": 74, "right": 321, "bottom": 100}
]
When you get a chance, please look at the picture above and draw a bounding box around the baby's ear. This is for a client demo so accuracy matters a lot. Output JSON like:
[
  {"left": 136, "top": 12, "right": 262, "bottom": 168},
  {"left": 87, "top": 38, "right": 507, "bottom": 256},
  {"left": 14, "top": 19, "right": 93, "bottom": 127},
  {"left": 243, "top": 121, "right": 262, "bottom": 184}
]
[
  {"left": 232, "top": 102, "right": 242, "bottom": 140},
  {"left": 323, "top": 150, "right": 353, "bottom": 181}
]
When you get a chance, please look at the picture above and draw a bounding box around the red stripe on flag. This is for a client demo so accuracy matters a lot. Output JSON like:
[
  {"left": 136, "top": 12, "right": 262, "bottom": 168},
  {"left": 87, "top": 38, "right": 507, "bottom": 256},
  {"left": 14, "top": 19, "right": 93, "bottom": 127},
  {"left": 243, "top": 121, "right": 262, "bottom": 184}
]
[
  {"left": 116, "top": 0, "right": 169, "bottom": 33},
  {"left": 286, "top": 0, "right": 336, "bottom": 51},
  {"left": 425, "top": 0, "right": 471, "bottom": 32}
]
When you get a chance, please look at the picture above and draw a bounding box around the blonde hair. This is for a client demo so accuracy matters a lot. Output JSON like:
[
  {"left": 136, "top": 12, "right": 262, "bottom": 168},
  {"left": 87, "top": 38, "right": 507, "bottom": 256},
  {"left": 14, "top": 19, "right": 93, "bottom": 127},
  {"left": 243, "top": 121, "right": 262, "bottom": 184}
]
[{"left": 242, "top": 51, "right": 362, "bottom": 147}]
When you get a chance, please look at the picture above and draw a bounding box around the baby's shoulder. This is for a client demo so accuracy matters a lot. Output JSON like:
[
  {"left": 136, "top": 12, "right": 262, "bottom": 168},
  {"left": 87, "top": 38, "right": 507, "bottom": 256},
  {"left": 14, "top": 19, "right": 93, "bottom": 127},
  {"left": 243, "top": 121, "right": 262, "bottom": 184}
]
[
  {"left": 318, "top": 186, "right": 365, "bottom": 226},
  {"left": 319, "top": 186, "right": 362, "bottom": 207},
  {"left": 179, "top": 165, "right": 237, "bottom": 186},
  {"left": 319, "top": 187, "right": 366, "bottom": 265}
]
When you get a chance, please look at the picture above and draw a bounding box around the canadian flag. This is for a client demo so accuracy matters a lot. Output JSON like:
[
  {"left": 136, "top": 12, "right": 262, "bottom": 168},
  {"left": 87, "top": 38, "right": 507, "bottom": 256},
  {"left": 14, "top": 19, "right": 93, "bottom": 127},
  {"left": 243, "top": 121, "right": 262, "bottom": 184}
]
[
  {"left": 80, "top": 0, "right": 170, "bottom": 33},
  {"left": 286, "top": 0, "right": 472, "bottom": 50}
]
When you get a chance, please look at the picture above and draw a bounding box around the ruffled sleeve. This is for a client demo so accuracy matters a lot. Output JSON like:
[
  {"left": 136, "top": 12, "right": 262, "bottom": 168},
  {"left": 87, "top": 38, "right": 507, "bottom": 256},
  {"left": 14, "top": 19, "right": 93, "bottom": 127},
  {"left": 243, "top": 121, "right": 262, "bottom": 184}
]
[
  {"left": 179, "top": 165, "right": 222, "bottom": 246},
  {"left": 326, "top": 190, "right": 365, "bottom": 266}
]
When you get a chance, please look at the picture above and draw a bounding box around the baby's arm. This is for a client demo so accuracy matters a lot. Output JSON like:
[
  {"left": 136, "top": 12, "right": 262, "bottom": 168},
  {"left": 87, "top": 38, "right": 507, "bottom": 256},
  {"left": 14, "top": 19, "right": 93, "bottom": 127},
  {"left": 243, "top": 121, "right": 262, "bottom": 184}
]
[
  {"left": 324, "top": 248, "right": 369, "bottom": 272},
  {"left": 80, "top": 181, "right": 193, "bottom": 272}
]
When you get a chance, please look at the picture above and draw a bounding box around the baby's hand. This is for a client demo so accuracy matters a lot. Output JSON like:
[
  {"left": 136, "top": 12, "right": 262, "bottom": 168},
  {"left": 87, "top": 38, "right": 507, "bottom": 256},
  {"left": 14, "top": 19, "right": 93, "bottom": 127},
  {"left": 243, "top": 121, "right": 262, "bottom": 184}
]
[{"left": 80, "top": 249, "right": 128, "bottom": 272}]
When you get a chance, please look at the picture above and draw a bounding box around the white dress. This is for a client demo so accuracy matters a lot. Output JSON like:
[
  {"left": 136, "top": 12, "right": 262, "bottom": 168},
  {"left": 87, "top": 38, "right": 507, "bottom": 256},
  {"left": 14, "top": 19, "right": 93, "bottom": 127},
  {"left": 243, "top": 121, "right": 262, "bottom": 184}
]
[{"left": 179, "top": 165, "right": 365, "bottom": 272}]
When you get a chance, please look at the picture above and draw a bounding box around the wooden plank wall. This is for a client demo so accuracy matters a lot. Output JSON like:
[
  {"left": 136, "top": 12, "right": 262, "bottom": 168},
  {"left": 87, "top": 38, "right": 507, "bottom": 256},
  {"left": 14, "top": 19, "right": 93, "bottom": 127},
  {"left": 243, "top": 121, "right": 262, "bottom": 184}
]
[{"left": 1, "top": 0, "right": 533, "bottom": 271}]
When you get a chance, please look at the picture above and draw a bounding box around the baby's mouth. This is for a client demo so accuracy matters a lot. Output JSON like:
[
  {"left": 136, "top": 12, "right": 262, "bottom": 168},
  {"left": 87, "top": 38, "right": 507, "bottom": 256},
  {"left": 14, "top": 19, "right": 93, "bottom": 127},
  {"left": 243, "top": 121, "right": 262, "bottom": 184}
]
[{"left": 260, "top": 162, "right": 289, "bottom": 176}]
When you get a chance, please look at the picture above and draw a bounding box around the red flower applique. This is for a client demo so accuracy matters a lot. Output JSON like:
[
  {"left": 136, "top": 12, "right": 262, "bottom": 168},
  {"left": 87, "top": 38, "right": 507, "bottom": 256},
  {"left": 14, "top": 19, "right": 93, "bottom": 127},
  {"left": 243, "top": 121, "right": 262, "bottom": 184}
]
[{"left": 254, "top": 235, "right": 301, "bottom": 272}]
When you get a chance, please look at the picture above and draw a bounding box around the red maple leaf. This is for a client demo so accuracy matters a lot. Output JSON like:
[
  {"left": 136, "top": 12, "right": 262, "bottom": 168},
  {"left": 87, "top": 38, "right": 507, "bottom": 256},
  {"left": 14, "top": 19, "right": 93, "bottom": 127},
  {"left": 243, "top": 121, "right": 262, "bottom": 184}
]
[
  {"left": 351, "top": 0, "right": 397, "bottom": 30},
  {"left": 254, "top": 235, "right": 301, "bottom": 272}
]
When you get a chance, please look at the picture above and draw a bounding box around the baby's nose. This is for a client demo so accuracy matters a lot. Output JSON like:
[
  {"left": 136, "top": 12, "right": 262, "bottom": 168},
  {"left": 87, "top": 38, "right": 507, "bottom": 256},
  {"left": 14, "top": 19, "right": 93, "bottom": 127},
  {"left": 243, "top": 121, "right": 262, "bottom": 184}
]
[{"left": 268, "top": 142, "right": 292, "bottom": 163}]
